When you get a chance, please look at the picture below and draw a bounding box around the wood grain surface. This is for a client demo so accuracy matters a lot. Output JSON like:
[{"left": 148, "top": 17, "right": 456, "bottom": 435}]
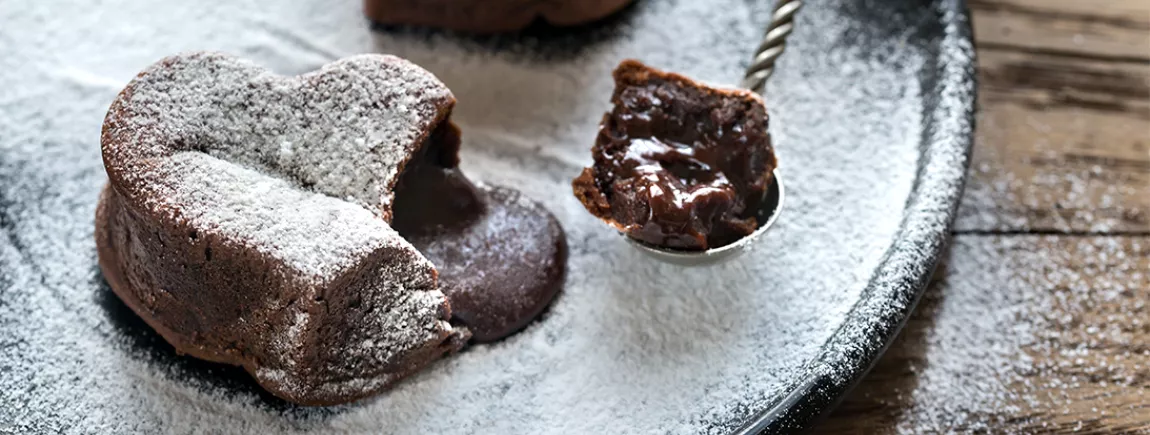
[{"left": 814, "top": 0, "right": 1150, "bottom": 433}]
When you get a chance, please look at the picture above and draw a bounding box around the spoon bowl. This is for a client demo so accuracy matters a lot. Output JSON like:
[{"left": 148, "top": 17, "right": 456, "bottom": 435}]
[{"left": 626, "top": 172, "right": 785, "bottom": 266}]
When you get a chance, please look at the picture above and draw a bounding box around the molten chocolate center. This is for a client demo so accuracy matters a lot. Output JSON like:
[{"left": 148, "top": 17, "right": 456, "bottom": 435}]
[
  {"left": 393, "top": 123, "right": 566, "bottom": 342},
  {"left": 588, "top": 77, "right": 774, "bottom": 250}
]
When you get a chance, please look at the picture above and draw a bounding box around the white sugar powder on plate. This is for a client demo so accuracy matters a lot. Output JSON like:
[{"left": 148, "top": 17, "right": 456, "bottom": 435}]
[{"left": 0, "top": 0, "right": 931, "bottom": 433}]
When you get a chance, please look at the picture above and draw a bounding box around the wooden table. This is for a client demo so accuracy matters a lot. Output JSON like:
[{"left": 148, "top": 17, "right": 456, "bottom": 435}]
[{"left": 814, "top": 1, "right": 1150, "bottom": 432}]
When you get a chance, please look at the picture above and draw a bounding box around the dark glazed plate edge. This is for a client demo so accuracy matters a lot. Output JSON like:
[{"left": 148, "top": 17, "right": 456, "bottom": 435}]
[{"left": 736, "top": 0, "right": 977, "bottom": 432}]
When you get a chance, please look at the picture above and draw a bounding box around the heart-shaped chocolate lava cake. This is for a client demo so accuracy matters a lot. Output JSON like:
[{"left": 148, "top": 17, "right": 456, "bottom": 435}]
[{"left": 96, "top": 52, "right": 566, "bottom": 406}]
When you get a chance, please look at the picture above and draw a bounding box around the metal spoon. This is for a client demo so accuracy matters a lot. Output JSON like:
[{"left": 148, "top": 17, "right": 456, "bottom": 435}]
[{"left": 627, "top": 0, "right": 801, "bottom": 266}]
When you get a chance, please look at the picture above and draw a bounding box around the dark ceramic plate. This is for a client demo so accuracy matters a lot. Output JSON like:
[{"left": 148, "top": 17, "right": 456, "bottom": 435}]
[{"left": 0, "top": 0, "right": 974, "bottom": 433}]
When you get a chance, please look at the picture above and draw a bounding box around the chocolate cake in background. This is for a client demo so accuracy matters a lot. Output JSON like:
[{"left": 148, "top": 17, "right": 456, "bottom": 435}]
[{"left": 364, "top": 0, "right": 634, "bottom": 33}]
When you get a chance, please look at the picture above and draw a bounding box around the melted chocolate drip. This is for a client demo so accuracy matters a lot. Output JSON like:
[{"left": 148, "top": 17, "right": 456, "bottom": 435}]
[{"left": 393, "top": 123, "right": 566, "bottom": 342}]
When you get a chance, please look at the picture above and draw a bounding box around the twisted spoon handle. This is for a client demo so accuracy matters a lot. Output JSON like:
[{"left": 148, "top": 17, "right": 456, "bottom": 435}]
[{"left": 741, "top": 0, "right": 802, "bottom": 93}]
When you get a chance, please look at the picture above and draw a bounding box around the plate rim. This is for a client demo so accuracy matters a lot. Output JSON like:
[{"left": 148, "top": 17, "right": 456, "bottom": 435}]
[{"left": 736, "top": 0, "right": 977, "bottom": 432}]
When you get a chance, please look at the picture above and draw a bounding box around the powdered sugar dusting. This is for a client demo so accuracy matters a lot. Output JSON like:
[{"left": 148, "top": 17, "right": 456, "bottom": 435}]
[
  {"left": 156, "top": 151, "right": 396, "bottom": 281},
  {"left": 955, "top": 90, "right": 1149, "bottom": 234},
  {"left": 104, "top": 51, "right": 454, "bottom": 218},
  {"left": 0, "top": 0, "right": 953, "bottom": 433},
  {"left": 821, "top": 237, "right": 1149, "bottom": 433}
]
